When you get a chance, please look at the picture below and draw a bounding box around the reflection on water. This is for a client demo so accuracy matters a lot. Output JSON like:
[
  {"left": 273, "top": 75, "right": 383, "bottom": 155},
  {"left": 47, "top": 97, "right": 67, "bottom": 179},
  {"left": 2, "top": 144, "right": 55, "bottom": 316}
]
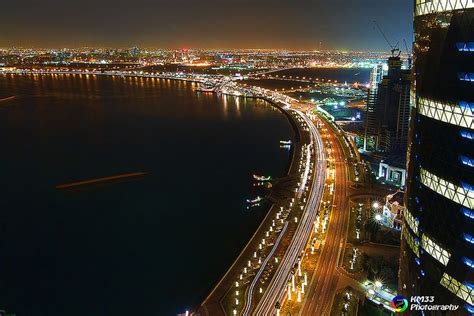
[{"left": 0, "top": 74, "right": 294, "bottom": 316}]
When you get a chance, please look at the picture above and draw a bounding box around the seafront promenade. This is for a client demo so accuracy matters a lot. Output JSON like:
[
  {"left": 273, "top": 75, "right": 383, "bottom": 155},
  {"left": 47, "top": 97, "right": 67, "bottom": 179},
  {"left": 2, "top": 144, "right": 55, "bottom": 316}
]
[{"left": 3, "top": 69, "right": 353, "bottom": 316}]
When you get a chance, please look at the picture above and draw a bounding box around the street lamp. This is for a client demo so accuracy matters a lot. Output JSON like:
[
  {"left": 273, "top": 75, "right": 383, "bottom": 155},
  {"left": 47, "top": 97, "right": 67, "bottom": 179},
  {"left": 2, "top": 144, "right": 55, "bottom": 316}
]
[
  {"left": 375, "top": 213, "right": 383, "bottom": 222},
  {"left": 375, "top": 280, "right": 383, "bottom": 289}
]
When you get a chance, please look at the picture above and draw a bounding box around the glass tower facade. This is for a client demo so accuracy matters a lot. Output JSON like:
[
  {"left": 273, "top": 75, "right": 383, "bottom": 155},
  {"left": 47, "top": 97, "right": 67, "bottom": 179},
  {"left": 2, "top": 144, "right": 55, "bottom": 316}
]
[{"left": 399, "top": 0, "right": 474, "bottom": 313}]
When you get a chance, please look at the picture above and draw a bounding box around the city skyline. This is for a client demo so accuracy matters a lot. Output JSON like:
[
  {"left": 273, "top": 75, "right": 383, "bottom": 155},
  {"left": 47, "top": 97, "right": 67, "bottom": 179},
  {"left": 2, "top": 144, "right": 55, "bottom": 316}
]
[
  {"left": 2, "top": 0, "right": 412, "bottom": 50},
  {"left": 3, "top": 1, "right": 473, "bottom": 315}
]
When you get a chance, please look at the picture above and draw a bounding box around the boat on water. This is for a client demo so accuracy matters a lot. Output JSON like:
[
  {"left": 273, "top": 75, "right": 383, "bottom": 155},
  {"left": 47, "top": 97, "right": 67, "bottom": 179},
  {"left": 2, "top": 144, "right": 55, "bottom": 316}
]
[
  {"left": 55, "top": 172, "right": 148, "bottom": 189},
  {"left": 247, "top": 203, "right": 261, "bottom": 210},
  {"left": 246, "top": 196, "right": 263, "bottom": 204},
  {"left": 280, "top": 140, "right": 292, "bottom": 145},
  {"left": 253, "top": 174, "right": 272, "bottom": 182},
  {"left": 195, "top": 81, "right": 216, "bottom": 93}
]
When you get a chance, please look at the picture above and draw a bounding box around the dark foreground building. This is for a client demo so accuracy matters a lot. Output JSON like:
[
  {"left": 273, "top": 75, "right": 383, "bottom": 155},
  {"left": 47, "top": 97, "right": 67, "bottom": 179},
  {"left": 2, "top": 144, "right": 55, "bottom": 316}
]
[
  {"left": 364, "top": 58, "right": 411, "bottom": 153},
  {"left": 399, "top": 0, "right": 474, "bottom": 314}
]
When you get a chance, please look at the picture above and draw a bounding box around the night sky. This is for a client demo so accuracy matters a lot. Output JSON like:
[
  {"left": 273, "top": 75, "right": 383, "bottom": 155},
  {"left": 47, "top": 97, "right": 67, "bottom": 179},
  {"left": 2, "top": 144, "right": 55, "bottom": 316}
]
[{"left": 2, "top": 0, "right": 413, "bottom": 50}]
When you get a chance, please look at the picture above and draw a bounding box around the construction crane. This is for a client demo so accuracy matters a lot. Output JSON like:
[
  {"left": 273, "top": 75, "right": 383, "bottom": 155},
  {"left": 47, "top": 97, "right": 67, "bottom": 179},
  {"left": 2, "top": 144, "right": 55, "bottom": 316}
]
[{"left": 373, "top": 20, "right": 401, "bottom": 57}]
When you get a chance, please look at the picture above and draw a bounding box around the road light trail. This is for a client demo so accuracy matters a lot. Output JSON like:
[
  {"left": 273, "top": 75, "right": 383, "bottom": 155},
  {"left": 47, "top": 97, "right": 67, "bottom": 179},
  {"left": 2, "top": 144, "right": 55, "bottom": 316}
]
[
  {"left": 242, "top": 221, "right": 289, "bottom": 316},
  {"left": 253, "top": 109, "right": 326, "bottom": 315},
  {"left": 300, "top": 115, "right": 350, "bottom": 316}
]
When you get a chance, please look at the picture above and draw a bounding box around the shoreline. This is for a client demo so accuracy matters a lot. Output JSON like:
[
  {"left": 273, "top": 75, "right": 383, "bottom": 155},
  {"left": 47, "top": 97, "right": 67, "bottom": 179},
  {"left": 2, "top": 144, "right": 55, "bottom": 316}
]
[
  {"left": 0, "top": 70, "right": 206, "bottom": 84},
  {"left": 3, "top": 71, "right": 302, "bottom": 315},
  {"left": 198, "top": 95, "right": 306, "bottom": 315}
]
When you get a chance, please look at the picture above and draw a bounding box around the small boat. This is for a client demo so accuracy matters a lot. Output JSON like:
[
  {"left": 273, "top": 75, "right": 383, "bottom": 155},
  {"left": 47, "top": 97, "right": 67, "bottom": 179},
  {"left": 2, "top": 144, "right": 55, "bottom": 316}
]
[
  {"left": 280, "top": 140, "right": 292, "bottom": 145},
  {"left": 247, "top": 196, "right": 263, "bottom": 204},
  {"left": 247, "top": 203, "right": 261, "bottom": 210},
  {"left": 195, "top": 81, "right": 216, "bottom": 93},
  {"left": 253, "top": 174, "right": 272, "bottom": 182}
]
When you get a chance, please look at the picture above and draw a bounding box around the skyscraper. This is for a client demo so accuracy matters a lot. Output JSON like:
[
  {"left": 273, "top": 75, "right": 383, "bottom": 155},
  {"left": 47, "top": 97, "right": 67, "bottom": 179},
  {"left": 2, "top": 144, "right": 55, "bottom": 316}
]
[
  {"left": 375, "top": 57, "right": 411, "bottom": 152},
  {"left": 363, "top": 58, "right": 411, "bottom": 153},
  {"left": 364, "top": 63, "right": 384, "bottom": 151},
  {"left": 400, "top": 0, "right": 474, "bottom": 313}
]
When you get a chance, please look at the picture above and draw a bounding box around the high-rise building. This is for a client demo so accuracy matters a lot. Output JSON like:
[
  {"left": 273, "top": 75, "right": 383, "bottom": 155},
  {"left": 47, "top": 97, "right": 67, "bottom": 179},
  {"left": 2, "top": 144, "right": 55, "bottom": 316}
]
[
  {"left": 364, "top": 58, "right": 411, "bottom": 153},
  {"left": 376, "top": 57, "right": 412, "bottom": 152},
  {"left": 399, "top": 1, "right": 474, "bottom": 313},
  {"left": 364, "top": 63, "right": 384, "bottom": 151}
]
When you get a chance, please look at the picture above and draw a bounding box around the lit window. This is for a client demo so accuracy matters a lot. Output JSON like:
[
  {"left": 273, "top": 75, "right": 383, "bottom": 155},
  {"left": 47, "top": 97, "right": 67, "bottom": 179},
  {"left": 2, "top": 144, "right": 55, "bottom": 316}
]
[
  {"left": 463, "top": 182, "right": 474, "bottom": 192},
  {"left": 466, "top": 304, "right": 474, "bottom": 314},
  {"left": 417, "top": 98, "right": 473, "bottom": 129},
  {"left": 461, "top": 130, "right": 474, "bottom": 140},
  {"left": 464, "top": 233, "right": 474, "bottom": 244},
  {"left": 466, "top": 281, "right": 474, "bottom": 291},
  {"left": 463, "top": 207, "right": 474, "bottom": 219},
  {"left": 459, "top": 73, "right": 474, "bottom": 82},
  {"left": 460, "top": 102, "right": 474, "bottom": 112},
  {"left": 416, "top": 0, "right": 474, "bottom": 16},
  {"left": 421, "top": 234, "right": 451, "bottom": 266},
  {"left": 457, "top": 42, "right": 474, "bottom": 52},
  {"left": 464, "top": 257, "right": 474, "bottom": 269},
  {"left": 420, "top": 168, "right": 474, "bottom": 209},
  {"left": 460, "top": 155, "right": 474, "bottom": 167},
  {"left": 440, "top": 273, "right": 474, "bottom": 305},
  {"left": 404, "top": 208, "right": 419, "bottom": 235}
]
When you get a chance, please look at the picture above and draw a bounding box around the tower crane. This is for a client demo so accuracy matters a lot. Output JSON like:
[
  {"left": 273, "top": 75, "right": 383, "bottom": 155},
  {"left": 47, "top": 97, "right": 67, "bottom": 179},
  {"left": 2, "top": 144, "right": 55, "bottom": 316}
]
[{"left": 373, "top": 20, "right": 401, "bottom": 58}]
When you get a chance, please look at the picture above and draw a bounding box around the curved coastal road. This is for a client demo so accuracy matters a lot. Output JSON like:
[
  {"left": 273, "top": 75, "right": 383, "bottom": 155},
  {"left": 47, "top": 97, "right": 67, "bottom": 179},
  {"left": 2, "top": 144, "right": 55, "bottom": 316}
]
[{"left": 251, "top": 109, "right": 327, "bottom": 315}]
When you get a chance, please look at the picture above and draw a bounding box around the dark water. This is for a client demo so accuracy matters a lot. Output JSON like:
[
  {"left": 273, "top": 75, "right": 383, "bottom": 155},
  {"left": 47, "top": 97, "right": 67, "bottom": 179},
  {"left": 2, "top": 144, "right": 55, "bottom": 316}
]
[{"left": 0, "top": 74, "right": 294, "bottom": 316}]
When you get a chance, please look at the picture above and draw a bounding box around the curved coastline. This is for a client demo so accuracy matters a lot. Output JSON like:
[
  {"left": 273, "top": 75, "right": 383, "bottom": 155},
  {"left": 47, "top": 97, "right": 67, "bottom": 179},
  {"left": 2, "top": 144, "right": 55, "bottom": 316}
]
[
  {"left": 2, "top": 72, "right": 301, "bottom": 315},
  {"left": 198, "top": 95, "right": 305, "bottom": 316},
  {"left": 249, "top": 95, "right": 301, "bottom": 175}
]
